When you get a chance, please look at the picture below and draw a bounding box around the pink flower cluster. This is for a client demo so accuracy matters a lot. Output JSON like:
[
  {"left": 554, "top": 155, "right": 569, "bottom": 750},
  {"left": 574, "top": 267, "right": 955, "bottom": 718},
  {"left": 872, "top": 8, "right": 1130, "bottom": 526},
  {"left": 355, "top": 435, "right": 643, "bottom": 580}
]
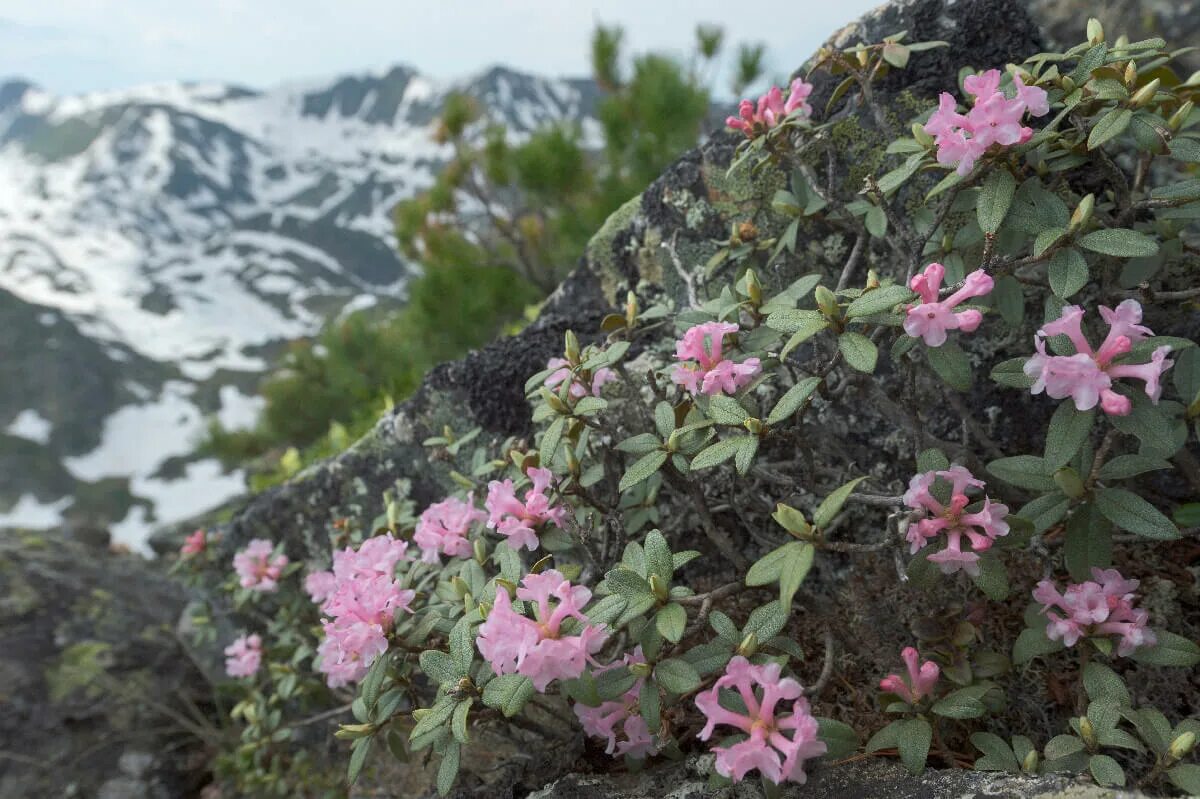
[
  {"left": 670, "top": 321, "right": 761, "bottom": 396},
  {"left": 414, "top": 494, "right": 485, "bottom": 564},
  {"left": 306, "top": 534, "right": 415, "bottom": 688},
  {"left": 180, "top": 529, "right": 207, "bottom": 557},
  {"left": 1033, "top": 568, "right": 1156, "bottom": 656},
  {"left": 224, "top": 633, "right": 262, "bottom": 678},
  {"left": 1025, "top": 300, "right": 1173, "bottom": 416},
  {"left": 726, "top": 78, "right": 814, "bottom": 137},
  {"left": 233, "top": 538, "right": 289, "bottom": 592},
  {"left": 903, "top": 263, "right": 994, "bottom": 347},
  {"left": 476, "top": 569, "right": 607, "bottom": 692},
  {"left": 924, "top": 68, "right": 1049, "bottom": 175},
  {"left": 545, "top": 357, "right": 616, "bottom": 399},
  {"left": 696, "top": 656, "right": 826, "bottom": 785},
  {"left": 904, "top": 465, "right": 1010, "bottom": 576},
  {"left": 879, "top": 647, "right": 940, "bottom": 705},
  {"left": 485, "top": 467, "right": 566, "bottom": 551},
  {"left": 573, "top": 648, "right": 659, "bottom": 759}
]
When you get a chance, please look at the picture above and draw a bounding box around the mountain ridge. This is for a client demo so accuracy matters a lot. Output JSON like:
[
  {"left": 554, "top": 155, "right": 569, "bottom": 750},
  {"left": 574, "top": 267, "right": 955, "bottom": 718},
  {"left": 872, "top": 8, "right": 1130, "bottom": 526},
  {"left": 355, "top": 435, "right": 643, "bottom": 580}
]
[{"left": 0, "top": 62, "right": 599, "bottom": 551}]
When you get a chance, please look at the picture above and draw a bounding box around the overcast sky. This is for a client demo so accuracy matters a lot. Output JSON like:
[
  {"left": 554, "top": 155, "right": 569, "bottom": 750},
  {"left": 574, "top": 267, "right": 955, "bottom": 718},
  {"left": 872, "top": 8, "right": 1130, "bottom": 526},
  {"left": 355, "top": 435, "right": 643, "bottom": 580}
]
[{"left": 0, "top": 0, "right": 882, "bottom": 96}]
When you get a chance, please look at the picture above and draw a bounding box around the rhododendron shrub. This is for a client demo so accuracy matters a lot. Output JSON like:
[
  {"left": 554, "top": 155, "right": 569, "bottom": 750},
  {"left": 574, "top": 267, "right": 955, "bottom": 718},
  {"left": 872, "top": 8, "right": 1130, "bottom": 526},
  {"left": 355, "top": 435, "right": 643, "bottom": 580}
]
[{"left": 185, "top": 19, "right": 1200, "bottom": 798}]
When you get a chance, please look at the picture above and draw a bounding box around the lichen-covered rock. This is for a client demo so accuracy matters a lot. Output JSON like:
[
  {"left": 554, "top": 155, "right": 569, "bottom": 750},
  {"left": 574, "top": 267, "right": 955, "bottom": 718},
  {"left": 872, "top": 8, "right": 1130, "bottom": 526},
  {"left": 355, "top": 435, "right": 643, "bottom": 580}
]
[{"left": 0, "top": 530, "right": 208, "bottom": 798}]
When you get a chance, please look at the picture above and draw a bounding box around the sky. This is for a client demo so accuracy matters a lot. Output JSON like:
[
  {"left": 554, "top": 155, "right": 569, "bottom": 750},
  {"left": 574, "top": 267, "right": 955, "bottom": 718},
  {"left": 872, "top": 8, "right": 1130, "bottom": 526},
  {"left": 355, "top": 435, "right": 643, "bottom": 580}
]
[{"left": 0, "top": 0, "right": 882, "bottom": 96}]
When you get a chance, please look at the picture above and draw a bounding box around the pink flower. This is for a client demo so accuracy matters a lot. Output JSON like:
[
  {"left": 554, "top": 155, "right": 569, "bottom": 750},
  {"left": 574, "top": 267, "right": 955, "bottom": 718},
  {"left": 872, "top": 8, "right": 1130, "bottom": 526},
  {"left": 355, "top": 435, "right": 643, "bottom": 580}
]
[
  {"left": 308, "top": 535, "right": 416, "bottom": 687},
  {"left": 726, "top": 78, "right": 814, "bottom": 137},
  {"left": 485, "top": 467, "right": 566, "bottom": 551},
  {"left": 923, "top": 68, "right": 1049, "bottom": 175},
  {"left": 696, "top": 656, "right": 826, "bottom": 785},
  {"left": 224, "top": 633, "right": 262, "bottom": 678},
  {"left": 233, "top": 539, "right": 289, "bottom": 592},
  {"left": 545, "top": 357, "right": 617, "bottom": 399},
  {"left": 1024, "top": 300, "right": 1173, "bottom": 416},
  {"left": 574, "top": 648, "right": 660, "bottom": 759},
  {"left": 904, "top": 264, "right": 993, "bottom": 346},
  {"left": 879, "top": 647, "right": 940, "bottom": 705},
  {"left": 1032, "top": 568, "right": 1156, "bottom": 656},
  {"left": 670, "top": 321, "right": 761, "bottom": 396},
  {"left": 180, "top": 529, "right": 207, "bottom": 557},
  {"left": 414, "top": 494, "right": 486, "bottom": 564},
  {"left": 476, "top": 569, "right": 607, "bottom": 692},
  {"left": 904, "top": 464, "right": 1009, "bottom": 577}
]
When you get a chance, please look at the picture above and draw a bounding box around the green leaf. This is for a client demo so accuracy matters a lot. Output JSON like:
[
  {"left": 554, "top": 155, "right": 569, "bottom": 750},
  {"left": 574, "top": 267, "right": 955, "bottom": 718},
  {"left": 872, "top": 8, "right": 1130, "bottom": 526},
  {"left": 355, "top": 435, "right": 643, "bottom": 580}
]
[
  {"left": 481, "top": 674, "right": 535, "bottom": 717},
  {"left": 767, "top": 308, "right": 827, "bottom": 335},
  {"left": 655, "top": 603, "right": 687, "bottom": 643},
  {"left": 733, "top": 436, "right": 759, "bottom": 476},
  {"left": 987, "top": 455, "right": 1054, "bottom": 491},
  {"left": 991, "top": 357, "right": 1034, "bottom": 389},
  {"left": 816, "top": 718, "right": 859, "bottom": 759},
  {"left": 348, "top": 736, "right": 373, "bottom": 785},
  {"left": 410, "top": 696, "right": 458, "bottom": 741},
  {"left": 604, "top": 568, "right": 655, "bottom": 602},
  {"left": 814, "top": 476, "right": 867, "bottom": 529},
  {"left": 690, "top": 437, "right": 746, "bottom": 470},
  {"left": 1168, "top": 138, "right": 1200, "bottom": 162},
  {"left": 1131, "top": 630, "right": 1200, "bottom": 667},
  {"left": 866, "top": 719, "right": 904, "bottom": 752},
  {"left": 743, "top": 600, "right": 789, "bottom": 641},
  {"left": 1168, "top": 764, "right": 1200, "bottom": 795},
  {"left": 916, "top": 447, "right": 950, "bottom": 473},
  {"left": 746, "top": 541, "right": 799, "bottom": 587},
  {"left": 1083, "top": 662, "right": 1131, "bottom": 707},
  {"left": 654, "top": 401, "right": 675, "bottom": 438},
  {"left": 1044, "top": 402, "right": 1095, "bottom": 469},
  {"left": 654, "top": 658, "right": 701, "bottom": 694},
  {"left": 839, "top": 331, "right": 878, "bottom": 373},
  {"left": 766, "top": 377, "right": 821, "bottom": 425},
  {"left": 639, "top": 679, "right": 661, "bottom": 731},
  {"left": 1088, "top": 754, "right": 1125, "bottom": 787},
  {"left": 926, "top": 340, "right": 972, "bottom": 391},
  {"left": 846, "top": 285, "right": 914, "bottom": 318},
  {"left": 970, "top": 732, "right": 1019, "bottom": 772},
  {"left": 882, "top": 41, "right": 911, "bottom": 68},
  {"left": 449, "top": 619, "right": 474, "bottom": 675},
  {"left": 1096, "top": 454, "right": 1171, "bottom": 480},
  {"left": 1078, "top": 228, "right": 1159, "bottom": 257},
  {"left": 619, "top": 450, "right": 668, "bottom": 492},
  {"left": 539, "top": 416, "right": 566, "bottom": 465},
  {"left": 991, "top": 275, "right": 1025, "bottom": 327},
  {"left": 1013, "top": 626, "right": 1064, "bottom": 664},
  {"left": 1087, "top": 107, "right": 1132, "bottom": 149},
  {"left": 420, "top": 650, "right": 460, "bottom": 686},
  {"left": 706, "top": 395, "right": 750, "bottom": 425},
  {"left": 977, "top": 169, "right": 1017, "bottom": 234},
  {"left": 972, "top": 554, "right": 1009, "bottom": 601},
  {"left": 865, "top": 204, "right": 888, "bottom": 237},
  {"left": 451, "top": 700, "right": 471, "bottom": 743},
  {"left": 361, "top": 651, "right": 389, "bottom": 710},
  {"left": 897, "top": 718, "right": 933, "bottom": 775},
  {"left": 1064, "top": 504, "right": 1112, "bottom": 582},
  {"left": 1048, "top": 248, "right": 1089, "bottom": 298},
  {"left": 1017, "top": 492, "right": 1070, "bottom": 534},
  {"left": 437, "top": 742, "right": 461, "bottom": 796},
  {"left": 617, "top": 433, "right": 663, "bottom": 454},
  {"left": 1150, "top": 178, "right": 1200, "bottom": 200},
  {"left": 1094, "top": 487, "right": 1179, "bottom": 540},
  {"left": 1044, "top": 733, "right": 1084, "bottom": 760},
  {"left": 778, "top": 543, "right": 815, "bottom": 608},
  {"left": 932, "top": 688, "right": 986, "bottom": 719}
]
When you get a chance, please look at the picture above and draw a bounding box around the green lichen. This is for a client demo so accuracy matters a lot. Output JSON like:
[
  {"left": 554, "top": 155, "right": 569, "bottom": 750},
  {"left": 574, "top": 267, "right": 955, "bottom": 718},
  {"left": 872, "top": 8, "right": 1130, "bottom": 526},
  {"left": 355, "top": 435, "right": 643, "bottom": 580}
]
[
  {"left": 585, "top": 194, "right": 644, "bottom": 303},
  {"left": 46, "top": 641, "right": 114, "bottom": 702},
  {"left": 0, "top": 556, "right": 41, "bottom": 619}
]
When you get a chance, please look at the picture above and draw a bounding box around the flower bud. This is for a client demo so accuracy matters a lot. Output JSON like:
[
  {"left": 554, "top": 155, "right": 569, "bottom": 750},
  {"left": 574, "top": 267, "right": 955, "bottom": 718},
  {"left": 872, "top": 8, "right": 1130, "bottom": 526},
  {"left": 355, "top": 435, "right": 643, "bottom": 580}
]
[
  {"left": 912, "top": 122, "right": 934, "bottom": 147},
  {"left": 866, "top": 269, "right": 881, "bottom": 290},
  {"left": 1021, "top": 749, "right": 1039, "bottom": 773},
  {"left": 743, "top": 417, "right": 764, "bottom": 436},
  {"left": 815, "top": 285, "right": 840, "bottom": 320},
  {"left": 451, "top": 576, "right": 470, "bottom": 598},
  {"left": 1169, "top": 100, "right": 1194, "bottom": 132},
  {"left": 541, "top": 387, "right": 569, "bottom": 414},
  {"left": 1054, "top": 467, "right": 1086, "bottom": 499},
  {"left": 1080, "top": 716, "right": 1097, "bottom": 749},
  {"left": 478, "top": 600, "right": 492, "bottom": 620},
  {"left": 857, "top": 49, "right": 870, "bottom": 68},
  {"left": 1087, "top": 18, "right": 1104, "bottom": 45},
  {"left": 564, "top": 446, "right": 581, "bottom": 477},
  {"left": 1070, "top": 193, "right": 1095, "bottom": 230},
  {"left": 745, "top": 268, "right": 763, "bottom": 305},
  {"left": 1124, "top": 61, "right": 1137, "bottom": 87},
  {"left": 630, "top": 661, "right": 653, "bottom": 679},
  {"left": 530, "top": 554, "right": 553, "bottom": 574},
  {"left": 564, "top": 330, "right": 581, "bottom": 364},
  {"left": 738, "top": 221, "right": 759, "bottom": 242},
  {"left": 1169, "top": 731, "right": 1197, "bottom": 760},
  {"left": 1060, "top": 75, "right": 1076, "bottom": 94},
  {"left": 737, "top": 632, "right": 759, "bottom": 657},
  {"left": 1131, "top": 78, "right": 1160, "bottom": 109},
  {"left": 474, "top": 538, "right": 487, "bottom": 565},
  {"left": 649, "top": 574, "right": 670, "bottom": 602},
  {"left": 626, "top": 291, "right": 639, "bottom": 328}
]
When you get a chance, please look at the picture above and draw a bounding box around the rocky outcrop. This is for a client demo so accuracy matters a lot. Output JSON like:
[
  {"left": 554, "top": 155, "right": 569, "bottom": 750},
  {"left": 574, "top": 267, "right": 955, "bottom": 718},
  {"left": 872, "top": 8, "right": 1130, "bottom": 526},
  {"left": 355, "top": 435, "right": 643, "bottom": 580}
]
[{"left": 0, "top": 529, "right": 210, "bottom": 798}]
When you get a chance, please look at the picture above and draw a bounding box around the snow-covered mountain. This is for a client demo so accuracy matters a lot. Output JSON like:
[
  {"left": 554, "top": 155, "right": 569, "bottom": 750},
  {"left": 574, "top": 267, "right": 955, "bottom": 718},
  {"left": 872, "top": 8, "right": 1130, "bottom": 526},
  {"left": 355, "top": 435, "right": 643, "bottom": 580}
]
[{"left": 0, "top": 65, "right": 598, "bottom": 551}]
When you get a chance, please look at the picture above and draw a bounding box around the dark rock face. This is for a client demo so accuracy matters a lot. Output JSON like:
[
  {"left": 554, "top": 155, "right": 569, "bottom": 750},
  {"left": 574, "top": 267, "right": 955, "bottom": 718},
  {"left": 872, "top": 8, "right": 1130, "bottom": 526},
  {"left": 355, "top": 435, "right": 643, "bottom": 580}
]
[
  {"left": 1023, "top": 0, "right": 1200, "bottom": 72},
  {"left": 0, "top": 530, "right": 210, "bottom": 798}
]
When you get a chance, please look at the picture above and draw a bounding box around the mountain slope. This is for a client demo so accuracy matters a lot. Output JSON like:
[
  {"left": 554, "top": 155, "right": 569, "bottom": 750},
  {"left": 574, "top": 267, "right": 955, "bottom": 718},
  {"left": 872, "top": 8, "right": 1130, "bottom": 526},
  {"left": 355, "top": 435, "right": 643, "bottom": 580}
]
[{"left": 0, "top": 65, "right": 598, "bottom": 550}]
